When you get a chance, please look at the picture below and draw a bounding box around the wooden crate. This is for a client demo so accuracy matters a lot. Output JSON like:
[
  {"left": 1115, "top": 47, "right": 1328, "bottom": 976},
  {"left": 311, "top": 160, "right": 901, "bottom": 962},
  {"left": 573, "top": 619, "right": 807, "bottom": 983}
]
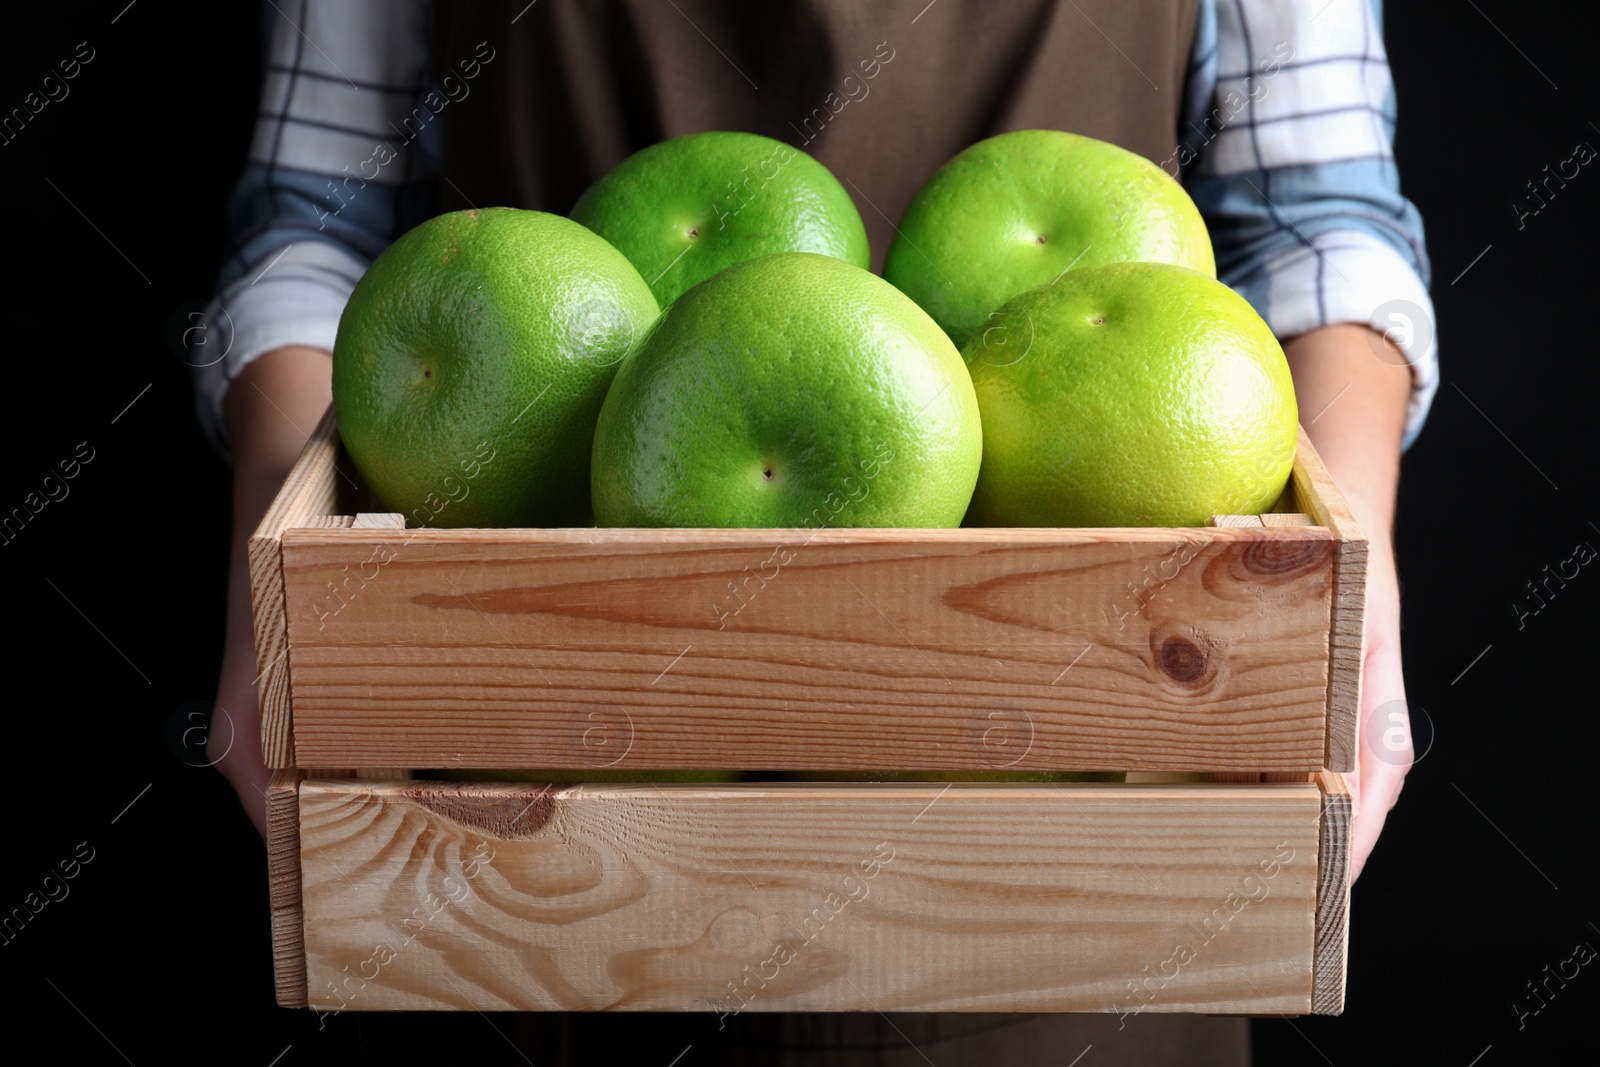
[
  {"left": 252, "top": 410, "right": 1365, "bottom": 775},
  {"left": 253, "top": 408, "right": 1362, "bottom": 1016}
]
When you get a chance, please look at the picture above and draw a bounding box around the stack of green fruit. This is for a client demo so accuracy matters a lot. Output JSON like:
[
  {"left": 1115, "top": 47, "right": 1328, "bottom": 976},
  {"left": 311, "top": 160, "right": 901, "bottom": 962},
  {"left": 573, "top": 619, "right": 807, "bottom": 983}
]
[{"left": 330, "top": 129, "right": 1299, "bottom": 785}]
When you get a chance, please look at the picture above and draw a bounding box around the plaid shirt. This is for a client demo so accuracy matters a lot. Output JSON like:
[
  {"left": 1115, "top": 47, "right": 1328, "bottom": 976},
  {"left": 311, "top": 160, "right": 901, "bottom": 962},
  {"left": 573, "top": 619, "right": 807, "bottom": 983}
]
[{"left": 196, "top": 0, "right": 1436, "bottom": 452}]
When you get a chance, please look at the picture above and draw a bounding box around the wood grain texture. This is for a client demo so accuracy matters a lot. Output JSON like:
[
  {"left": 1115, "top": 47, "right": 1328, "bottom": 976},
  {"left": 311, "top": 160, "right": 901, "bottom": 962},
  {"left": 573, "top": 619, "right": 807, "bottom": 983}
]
[
  {"left": 354, "top": 513, "right": 405, "bottom": 529},
  {"left": 267, "top": 769, "right": 307, "bottom": 1008},
  {"left": 280, "top": 523, "right": 1338, "bottom": 771},
  {"left": 1313, "top": 772, "right": 1352, "bottom": 1015},
  {"left": 255, "top": 425, "right": 1364, "bottom": 774},
  {"left": 249, "top": 535, "right": 298, "bottom": 769},
  {"left": 1262, "top": 513, "right": 1315, "bottom": 528},
  {"left": 1289, "top": 427, "right": 1367, "bottom": 774},
  {"left": 250, "top": 408, "right": 346, "bottom": 768},
  {"left": 1211, "top": 515, "right": 1265, "bottom": 528},
  {"left": 297, "top": 779, "right": 1323, "bottom": 1014}
]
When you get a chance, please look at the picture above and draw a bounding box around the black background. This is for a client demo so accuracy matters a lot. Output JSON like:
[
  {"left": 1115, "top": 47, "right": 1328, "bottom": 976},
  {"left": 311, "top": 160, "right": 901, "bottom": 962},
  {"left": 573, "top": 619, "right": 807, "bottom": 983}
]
[{"left": 1, "top": 2, "right": 1595, "bottom": 1064}]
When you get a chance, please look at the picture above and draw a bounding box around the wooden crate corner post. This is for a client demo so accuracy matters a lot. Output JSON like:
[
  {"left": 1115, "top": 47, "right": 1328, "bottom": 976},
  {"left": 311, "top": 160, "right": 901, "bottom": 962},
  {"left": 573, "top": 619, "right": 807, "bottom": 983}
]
[
  {"left": 1313, "top": 772, "right": 1352, "bottom": 1015},
  {"left": 267, "top": 769, "right": 308, "bottom": 1008},
  {"left": 247, "top": 408, "right": 346, "bottom": 768},
  {"left": 1290, "top": 428, "right": 1369, "bottom": 774}
]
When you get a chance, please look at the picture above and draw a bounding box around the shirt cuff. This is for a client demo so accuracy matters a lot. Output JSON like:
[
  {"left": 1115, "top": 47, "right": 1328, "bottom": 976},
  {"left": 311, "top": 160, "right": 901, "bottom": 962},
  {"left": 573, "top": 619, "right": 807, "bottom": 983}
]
[
  {"left": 192, "top": 241, "right": 368, "bottom": 458},
  {"left": 1229, "top": 228, "right": 1439, "bottom": 450}
]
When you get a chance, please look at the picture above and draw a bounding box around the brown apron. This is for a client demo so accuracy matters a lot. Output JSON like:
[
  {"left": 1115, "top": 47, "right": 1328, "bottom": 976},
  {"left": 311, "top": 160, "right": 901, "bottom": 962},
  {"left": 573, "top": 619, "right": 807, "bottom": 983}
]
[
  {"left": 435, "top": 0, "right": 1199, "bottom": 270},
  {"left": 434, "top": 2, "right": 1246, "bottom": 1062}
]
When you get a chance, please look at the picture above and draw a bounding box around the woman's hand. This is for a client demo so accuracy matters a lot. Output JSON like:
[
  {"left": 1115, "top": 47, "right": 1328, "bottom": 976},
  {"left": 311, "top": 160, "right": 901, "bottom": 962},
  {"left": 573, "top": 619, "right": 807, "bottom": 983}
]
[
  {"left": 1348, "top": 535, "right": 1410, "bottom": 881},
  {"left": 211, "top": 346, "right": 334, "bottom": 840},
  {"left": 1283, "top": 323, "right": 1414, "bottom": 883}
]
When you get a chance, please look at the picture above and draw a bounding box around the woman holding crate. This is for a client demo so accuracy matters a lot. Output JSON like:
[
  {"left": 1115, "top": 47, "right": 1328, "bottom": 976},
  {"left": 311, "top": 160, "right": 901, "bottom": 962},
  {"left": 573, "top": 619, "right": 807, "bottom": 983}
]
[{"left": 200, "top": 1, "right": 1428, "bottom": 1062}]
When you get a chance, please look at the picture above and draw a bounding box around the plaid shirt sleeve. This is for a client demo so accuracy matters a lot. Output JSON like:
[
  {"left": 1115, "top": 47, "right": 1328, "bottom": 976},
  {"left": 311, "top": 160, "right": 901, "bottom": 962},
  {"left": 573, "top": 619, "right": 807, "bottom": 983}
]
[
  {"left": 197, "top": 0, "right": 1437, "bottom": 453},
  {"left": 1182, "top": 0, "right": 1437, "bottom": 449},
  {"left": 193, "top": 0, "right": 439, "bottom": 455}
]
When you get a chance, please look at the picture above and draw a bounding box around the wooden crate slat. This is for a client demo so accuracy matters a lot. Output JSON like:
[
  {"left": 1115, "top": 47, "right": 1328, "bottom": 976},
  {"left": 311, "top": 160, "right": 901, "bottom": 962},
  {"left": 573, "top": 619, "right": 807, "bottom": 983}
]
[
  {"left": 250, "top": 408, "right": 345, "bottom": 768},
  {"left": 1288, "top": 427, "right": 1367, "bottom": 774},
  {"left": 297, "top": 779, "right": 1323, "bottom": 1014},
  {"left": 257, "top": 416, "right": 1363, "bottom": 776},
  {"left": 1313, "top": 772, "right": 1352, "bottom": 1015},
  {"left": 280, "top": 525, "right": 1336, "bottom": 770},
  {"left": 267, "top": 769, "right": 308, "bottom": 1008},
  {"left": 353, "top": 513, "right": 406, "bottom": 529}
]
